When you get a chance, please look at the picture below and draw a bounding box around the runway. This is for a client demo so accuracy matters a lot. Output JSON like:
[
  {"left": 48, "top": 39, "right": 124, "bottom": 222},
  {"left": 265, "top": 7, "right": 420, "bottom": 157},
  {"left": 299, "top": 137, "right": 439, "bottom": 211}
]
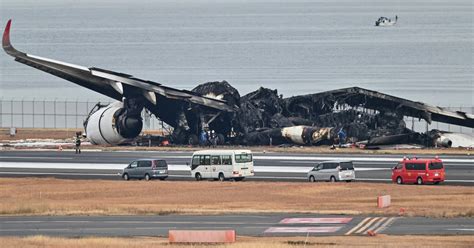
[
  {"left": 0, "top": 150, "right": 473, "bottom": 185},
  {"left": 1, "top": 214, "right": 472, "bottom": 237}
]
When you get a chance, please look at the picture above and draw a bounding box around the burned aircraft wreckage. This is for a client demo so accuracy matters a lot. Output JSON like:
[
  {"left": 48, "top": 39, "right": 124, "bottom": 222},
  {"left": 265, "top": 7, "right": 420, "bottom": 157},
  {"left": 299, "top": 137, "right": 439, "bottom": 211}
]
[
  {"left": 183, "top": 81, "right": 473, "bottom": 148},
  {"left": 3, "top": 19, "right": 473, "bottom": 148}
]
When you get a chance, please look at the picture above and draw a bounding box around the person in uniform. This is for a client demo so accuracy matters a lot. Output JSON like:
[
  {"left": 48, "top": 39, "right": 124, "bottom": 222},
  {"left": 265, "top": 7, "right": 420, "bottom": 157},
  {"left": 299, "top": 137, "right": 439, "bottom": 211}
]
[{"left": 75, "top": 132, "right": 82, "bottom": 154}]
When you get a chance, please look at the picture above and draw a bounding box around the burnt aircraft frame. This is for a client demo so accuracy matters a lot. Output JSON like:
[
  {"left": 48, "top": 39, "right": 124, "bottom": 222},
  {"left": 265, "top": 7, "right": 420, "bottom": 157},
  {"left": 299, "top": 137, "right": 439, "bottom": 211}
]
[{"left": 3, "top": 19, "right": 473, "bottom": 146}]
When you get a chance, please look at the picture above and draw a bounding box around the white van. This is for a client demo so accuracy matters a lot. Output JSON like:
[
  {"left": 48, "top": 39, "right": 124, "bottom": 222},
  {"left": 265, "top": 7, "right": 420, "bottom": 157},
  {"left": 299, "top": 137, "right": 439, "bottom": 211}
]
[
  {"left": 190, "top": 150, "right": 254, "bottom": 181},
  {"left": 307, "top": 160, "right": 355, "bottom": 182}
]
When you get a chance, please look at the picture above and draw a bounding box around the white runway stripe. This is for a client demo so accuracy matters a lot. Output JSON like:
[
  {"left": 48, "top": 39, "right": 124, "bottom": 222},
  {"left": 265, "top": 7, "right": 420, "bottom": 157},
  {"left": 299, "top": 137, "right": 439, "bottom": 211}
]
[
  {"left": 52, "top": 154, "right": 471, "bottom": 164},
  {"left": 345, "top": 217, "right": 371, "bottom": 235},
  {"left": 345, "top": 217, "right": 398, "bottom": 235},
  {"left": 373, "top": 217, "right": 397, "bottom": 234},
  {"left": 355, "top": 217, "right": 381, "bottom": 234},
  {"left": 363, "top": 217, "right": 387, "bottom": 234},
  {"left": 0, "top": 162, "right": 388, "bottom": 173}
]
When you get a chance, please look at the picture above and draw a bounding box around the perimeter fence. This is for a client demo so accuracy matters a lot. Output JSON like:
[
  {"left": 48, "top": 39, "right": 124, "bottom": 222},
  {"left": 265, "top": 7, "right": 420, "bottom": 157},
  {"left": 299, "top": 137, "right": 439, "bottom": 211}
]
[
  {"left": 0, "top": 98, "right": 166, "bottom": 131},
  {"left": 0, "top": 98, "right": 472, "bottom": 134}
]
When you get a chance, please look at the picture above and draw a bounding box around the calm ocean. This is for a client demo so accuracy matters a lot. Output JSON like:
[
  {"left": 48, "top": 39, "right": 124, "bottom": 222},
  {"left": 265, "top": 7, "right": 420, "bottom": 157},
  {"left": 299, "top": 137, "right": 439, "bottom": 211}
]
[{"left": 0, "top": 0, "right": 472, "bottom": 106}]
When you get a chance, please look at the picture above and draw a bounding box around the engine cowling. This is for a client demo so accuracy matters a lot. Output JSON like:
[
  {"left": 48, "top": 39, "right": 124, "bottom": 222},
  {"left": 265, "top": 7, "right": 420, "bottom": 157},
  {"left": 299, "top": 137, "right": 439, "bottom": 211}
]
[{"left": 85, "top": 101, "right": 143, "bottom": 145}]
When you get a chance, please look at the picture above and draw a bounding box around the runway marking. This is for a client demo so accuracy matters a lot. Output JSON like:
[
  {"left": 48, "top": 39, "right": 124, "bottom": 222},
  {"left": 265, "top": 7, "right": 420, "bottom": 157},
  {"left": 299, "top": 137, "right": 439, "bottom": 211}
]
[
  {"left": 253, "top": 156, "right": 474, "bottom": 164},
  {"left": 355, "top": 217, "right": 381, "bottom": 234},
  {"left": 251, "top": 176, "right": 307, "bottom": 180},
  {"left": 0, "top": 172, "right": 118, "bottom": 176},
  {"left": 0, "top": 163, "right": 390, "bottom": 173},
  {"left": 447, "top": 229, "right": 474, "bottom": 231},
  {"left": 1, "top": 220, "right": 276, "bottom": 225},
  {"left": 442, "top": 179, "right": 474, "bottom": 183},
  {"left": 345, "top": 217, "right": 397, "bottom": 235},
  {"left": 2, "top": 155, "right": 471, "bottom": 164},
  {"left": 373, "top": 217, "right": 397, "bottom": 234},
  {"left": 345, "top": 217, "right": 371, "bottom": 235},
  {"left": 264, "top": 226, "right": 342, "bottom": 233},
  {"left": 363, "top": 217, "right": 387, "bottom": 234},
  {"left": 279, "top": 218, "right": 352, "bottom": 224},
  {"left": 0, "top": 157, "right": 73, "bottom": 160},
  {"left": 356, "top": 178, "right": 391, "bottom": 181}
]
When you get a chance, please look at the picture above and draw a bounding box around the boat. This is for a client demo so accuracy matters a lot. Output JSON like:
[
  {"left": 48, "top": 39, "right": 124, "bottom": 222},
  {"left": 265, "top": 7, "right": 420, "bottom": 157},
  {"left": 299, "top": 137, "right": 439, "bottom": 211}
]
[{"left": 375, "top": 16, "right": 397, "bottom": 26}]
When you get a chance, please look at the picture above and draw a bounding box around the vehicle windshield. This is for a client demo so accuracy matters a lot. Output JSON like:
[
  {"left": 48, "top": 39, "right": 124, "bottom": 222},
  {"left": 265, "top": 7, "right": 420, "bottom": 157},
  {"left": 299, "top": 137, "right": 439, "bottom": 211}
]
[
  {"left": 429, "top": 162, "right": 443, "bottom": 170},
  {"left": 235, "top": 153, "right": 252, "bottom": 163},
  {"left": 340, "top": 162, "right": 354, "bottom": 170},
  {"left": 153, "top": 160, "right": 167, "bottom": 168}
]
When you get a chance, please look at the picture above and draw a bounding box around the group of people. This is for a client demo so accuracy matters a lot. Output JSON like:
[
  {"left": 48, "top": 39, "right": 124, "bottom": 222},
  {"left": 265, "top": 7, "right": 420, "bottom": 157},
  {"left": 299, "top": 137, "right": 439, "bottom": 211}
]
[{"left": 199, "top": 129, "right": 219, "bottom": 147}]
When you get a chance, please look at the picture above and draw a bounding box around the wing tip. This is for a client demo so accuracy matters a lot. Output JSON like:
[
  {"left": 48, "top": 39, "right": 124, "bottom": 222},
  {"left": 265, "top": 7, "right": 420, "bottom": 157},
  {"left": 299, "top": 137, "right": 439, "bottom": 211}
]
[
  {"left": 3, "top": 19, "right": 12, "bottom": 49},
  {"left": 2, "top": 19, "right": 22, "bottom": 57}
]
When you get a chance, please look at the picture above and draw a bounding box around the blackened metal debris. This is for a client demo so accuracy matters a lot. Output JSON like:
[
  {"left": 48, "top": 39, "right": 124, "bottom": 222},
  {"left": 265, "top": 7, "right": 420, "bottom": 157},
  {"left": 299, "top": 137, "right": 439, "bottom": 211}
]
[{"left": 175, "top": 82, "right": 473, "bottom": 147}]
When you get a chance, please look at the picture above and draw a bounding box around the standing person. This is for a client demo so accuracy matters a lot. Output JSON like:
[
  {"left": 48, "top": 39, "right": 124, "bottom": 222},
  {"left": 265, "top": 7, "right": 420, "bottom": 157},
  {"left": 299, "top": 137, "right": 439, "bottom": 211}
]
[
  {"left": 200, "top": 129, "right": 208, "bottom": 147},
  {"left": 211, "top": 130, "right": 217, "bottom": 148},
  {"left": 227, "top": 127, "right": 237, "bottom": 145},
  {"left": 75, "top": 132, "right": 82, "bottom": 154},
  {"left": 207, "top": 130, "right": 212, "bottom": 147},
  {"left": 337, "top": 128, "right": 346, "bottom": 148}
]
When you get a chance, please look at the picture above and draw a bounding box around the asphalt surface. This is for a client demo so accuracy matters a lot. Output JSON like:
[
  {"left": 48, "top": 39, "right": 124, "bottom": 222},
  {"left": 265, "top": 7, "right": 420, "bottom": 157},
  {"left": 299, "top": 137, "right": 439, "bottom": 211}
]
[
  {"left": 1, "top": 214, "right": 472, "bottom": 237},
  {"left": 0, "top": 150, "right": 473, "bottom": 185}
]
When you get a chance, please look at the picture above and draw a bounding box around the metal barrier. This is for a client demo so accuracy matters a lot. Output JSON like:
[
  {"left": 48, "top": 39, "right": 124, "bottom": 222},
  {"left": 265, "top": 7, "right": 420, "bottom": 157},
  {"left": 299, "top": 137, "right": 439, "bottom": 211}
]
[
  {"left": 0, "top": 98, "right": 167, "bottom": 131},
  {"left": 0, "top": 98, "right": 472, "bottom": 134}
]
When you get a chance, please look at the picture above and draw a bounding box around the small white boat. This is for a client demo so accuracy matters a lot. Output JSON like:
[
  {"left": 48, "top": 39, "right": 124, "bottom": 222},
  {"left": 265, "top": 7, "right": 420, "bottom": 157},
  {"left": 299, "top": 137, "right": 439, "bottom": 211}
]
[{"left": 375, "top": 16, "right": 397, "bottom": 26}]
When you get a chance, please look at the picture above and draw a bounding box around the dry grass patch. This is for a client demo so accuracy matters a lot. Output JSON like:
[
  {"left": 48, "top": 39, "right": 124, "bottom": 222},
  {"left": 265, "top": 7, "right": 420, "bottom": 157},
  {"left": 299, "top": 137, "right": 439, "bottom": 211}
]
[
  {"left": 1, "top": 235, "right": 473, "bottom": 248},
  {"left": 0, "top": 178, "right": 473, "bottom": 217}
]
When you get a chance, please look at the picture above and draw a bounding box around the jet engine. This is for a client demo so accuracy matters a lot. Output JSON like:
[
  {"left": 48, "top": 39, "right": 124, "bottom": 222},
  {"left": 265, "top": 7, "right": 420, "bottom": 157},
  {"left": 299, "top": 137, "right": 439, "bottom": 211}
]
[{"left": 84, "top": 101, "right": 143, "bottom": 145}]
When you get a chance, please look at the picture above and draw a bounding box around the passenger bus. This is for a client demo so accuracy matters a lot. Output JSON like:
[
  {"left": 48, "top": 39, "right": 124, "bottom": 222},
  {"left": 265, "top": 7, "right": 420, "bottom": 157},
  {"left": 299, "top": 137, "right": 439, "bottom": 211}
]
[{"left": 190, "top": 150, "right": 254, "bottom": 181}]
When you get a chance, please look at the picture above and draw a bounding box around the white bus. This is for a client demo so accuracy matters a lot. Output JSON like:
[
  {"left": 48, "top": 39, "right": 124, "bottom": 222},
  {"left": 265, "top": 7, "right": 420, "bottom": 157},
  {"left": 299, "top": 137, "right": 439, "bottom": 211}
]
[{"left": 190, "top": 150, "right": 254, "bottom": 181}]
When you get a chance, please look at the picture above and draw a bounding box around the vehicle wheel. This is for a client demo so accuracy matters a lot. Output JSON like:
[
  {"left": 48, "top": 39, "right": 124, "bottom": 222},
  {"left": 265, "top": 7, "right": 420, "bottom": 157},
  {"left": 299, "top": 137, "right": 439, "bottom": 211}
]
[
  {"left": 123, "top": 173, "right": 129, "bottom": 181},
  {"left": 195, "top": 173, "right": 202, "bottom": 181},
  {"left": 396, "top": 177, "right": 403, "bottom": 184},
  {"left": 330, "top": 176, "right": 336, "bottom": 182},
  {"left": 309, "top": 176, "right": 316, "bottom": 182},
  {"left": 234, "top": 177, "right": 244, "bottom": 182},
  {"left": 159, "top": 177, "right": 166, "bottom": 181},
  {"left": 346, "top": 180, "right": 352, "bottom": 183},
  {"left": 145, "top": 174, "right": 150, "bottom": 181},
  {"left": 218, "top": 173, "right": 225, "bottom": 182},
  {"left": 434, "top": 181, "right": 440, "bottom": 185},
  {"left": 417, "top": 177, "right": 423, "bottom": 185}
]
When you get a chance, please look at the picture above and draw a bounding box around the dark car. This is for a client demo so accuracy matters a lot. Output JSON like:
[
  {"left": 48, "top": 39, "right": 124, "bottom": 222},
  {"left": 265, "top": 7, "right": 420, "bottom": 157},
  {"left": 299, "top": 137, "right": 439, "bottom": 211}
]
[{"left": 121, "top": 159, "right": 168, "bottom": 181}]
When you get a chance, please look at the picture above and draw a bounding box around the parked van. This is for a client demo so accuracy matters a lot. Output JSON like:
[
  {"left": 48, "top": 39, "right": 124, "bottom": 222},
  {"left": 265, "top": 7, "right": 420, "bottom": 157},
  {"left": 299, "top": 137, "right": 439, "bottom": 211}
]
[
  {"left": 190, "top": 150, "right": 254, "bottom": 181},
  {"left": 392, "top": 157, "right": 445, "bottom": 185},
  {"left": 121, "top": 159, "right": 168, "bottom": 181},
  {"left": 307, "top": 160, "right": 355, "bottom": 182}
]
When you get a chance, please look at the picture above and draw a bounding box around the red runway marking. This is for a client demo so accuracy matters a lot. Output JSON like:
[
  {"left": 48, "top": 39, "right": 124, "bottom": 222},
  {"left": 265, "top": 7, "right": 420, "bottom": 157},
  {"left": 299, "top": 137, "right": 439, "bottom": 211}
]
[
  {"left": 279, "top": 218, "right": 352, "bottom": 224},
  {"left": 265, "top": 226, "right": 343, "bottom": 233}
]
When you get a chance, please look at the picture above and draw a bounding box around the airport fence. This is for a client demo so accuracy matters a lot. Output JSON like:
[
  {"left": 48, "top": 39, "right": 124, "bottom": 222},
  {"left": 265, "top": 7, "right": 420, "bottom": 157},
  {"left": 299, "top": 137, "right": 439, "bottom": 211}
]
[
  {"left": 0, "top": 98, "right": 167, "bottom": 131},
  {"left": 0, "top": 98, "right": 472, "bottom": 134}
]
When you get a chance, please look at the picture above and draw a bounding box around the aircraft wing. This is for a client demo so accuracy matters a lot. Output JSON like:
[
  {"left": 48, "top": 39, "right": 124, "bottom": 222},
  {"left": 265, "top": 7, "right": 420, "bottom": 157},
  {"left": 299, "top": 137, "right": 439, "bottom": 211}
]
[{"left": 2, "top": 19, "right": 234, "bottom": 112}]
